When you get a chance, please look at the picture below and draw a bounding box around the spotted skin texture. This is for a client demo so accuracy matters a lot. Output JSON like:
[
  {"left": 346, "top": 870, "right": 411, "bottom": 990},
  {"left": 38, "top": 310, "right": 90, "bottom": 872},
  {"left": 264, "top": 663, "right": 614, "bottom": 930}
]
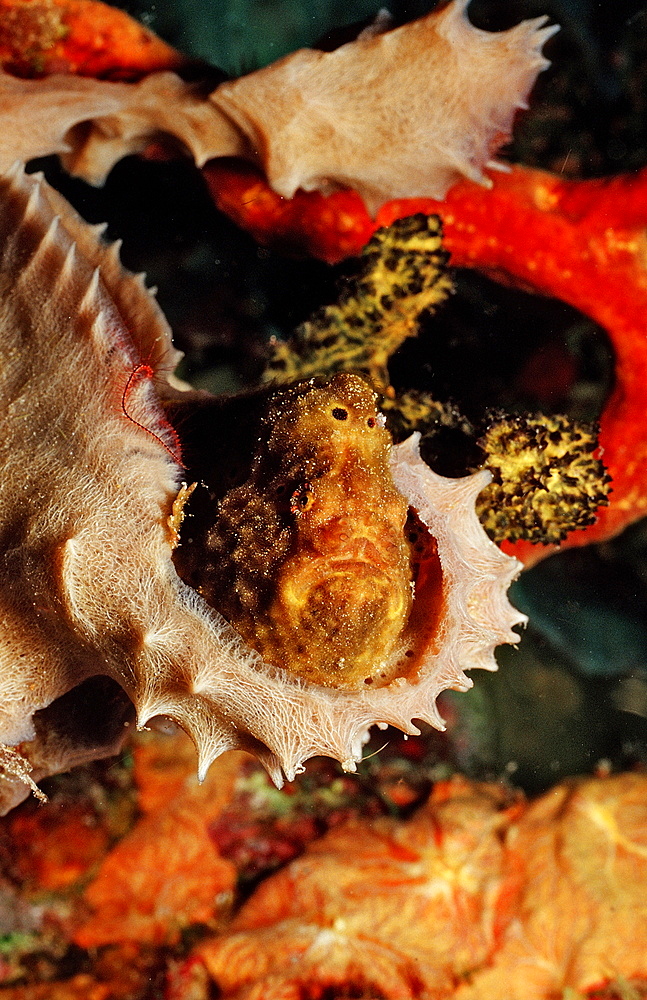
[{"left": 196, "top": 374, "right": 412, "bottom": 688}]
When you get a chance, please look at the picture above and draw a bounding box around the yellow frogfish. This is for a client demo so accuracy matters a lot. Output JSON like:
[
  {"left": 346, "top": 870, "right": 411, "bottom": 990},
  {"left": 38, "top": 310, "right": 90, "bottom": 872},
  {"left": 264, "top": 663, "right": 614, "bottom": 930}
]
[{"left": 196, "top": 373, "right": 412, "bottom": 688}]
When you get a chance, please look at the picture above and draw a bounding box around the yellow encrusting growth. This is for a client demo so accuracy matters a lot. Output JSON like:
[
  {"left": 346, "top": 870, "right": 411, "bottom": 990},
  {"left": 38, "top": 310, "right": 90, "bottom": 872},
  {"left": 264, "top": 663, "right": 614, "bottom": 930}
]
[
  {"left": 380, "top": 388, "right": 473, "bottom": 441},
  {"left": 265, "top": 215, "right": 452, "bottom": 391},
  {"left": 265, "top": 212, "right": 611, "bottom": 548},
  {"left": 476, "top": 413, "right": 612, "bottom": 544}
]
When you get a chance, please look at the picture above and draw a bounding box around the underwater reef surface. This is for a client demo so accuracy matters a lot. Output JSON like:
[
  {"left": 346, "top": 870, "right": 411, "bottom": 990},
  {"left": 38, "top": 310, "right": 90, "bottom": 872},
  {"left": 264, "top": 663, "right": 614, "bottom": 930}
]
[
  {"left": 21, "top": 0, "right": 644, "bottom": 784},
  {"left": 0, "top": 0, "right": 647, "bottom": 994},
  {"left": 1, "top": 728, "right": 647, "bottom": 997}
]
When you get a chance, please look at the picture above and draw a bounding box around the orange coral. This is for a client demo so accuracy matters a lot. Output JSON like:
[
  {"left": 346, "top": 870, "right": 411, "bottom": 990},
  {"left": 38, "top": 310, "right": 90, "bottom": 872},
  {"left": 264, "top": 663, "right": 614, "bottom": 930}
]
[
  {"left": 454, "top": 772, "right": 647, "bottom": 999},
  {"left": 191, "top": 776, "right": 520, "bottom": 998},
  {"left": 204, "top": 161, "right": 647, "bottom": 565},
  {"left": 7, "top": 803, "right": 110, "bottom": 891},
  {"left": 0, "top": 0, "right": 184, "bottom": 79},
  {"left": 173, "top": 773, "right": 647, "bottom": 1000},
  {"left": 205, "top": 160, "right": 377, "bottom": 262},
  {"left": 73, "top": 734, "right": 245, "bottom": 947}
]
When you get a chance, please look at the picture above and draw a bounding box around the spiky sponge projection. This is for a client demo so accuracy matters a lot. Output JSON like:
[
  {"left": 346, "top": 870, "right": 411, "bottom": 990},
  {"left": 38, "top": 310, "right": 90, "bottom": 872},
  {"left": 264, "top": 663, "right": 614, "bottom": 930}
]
[
  {"left": 265, "top": 214, "right": 452, "bottom": 391},
  {"left": 0, "top": 0, "right": 557, "bottom": 201},
  {"left": 0, "top": 168, "right": 525, "bottom": 813},
  {"left": 477, "top": 413, "right": 612, "bottom": 544}
]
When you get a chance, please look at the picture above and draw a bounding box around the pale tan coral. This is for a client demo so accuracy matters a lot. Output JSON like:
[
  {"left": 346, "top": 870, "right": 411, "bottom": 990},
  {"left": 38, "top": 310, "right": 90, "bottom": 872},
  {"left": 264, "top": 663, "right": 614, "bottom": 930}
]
[
  {"left": 211, "top": 0, "right": 558, "bottom": 214},
  {"left": 0, "top": 166, "right": 524, "bottom": 813},
  {"left": 0, "top": 69, "right": 244, "bottom": 183},
  {"left": 0, "top": 1, "right": 557, "bottom": 210}
]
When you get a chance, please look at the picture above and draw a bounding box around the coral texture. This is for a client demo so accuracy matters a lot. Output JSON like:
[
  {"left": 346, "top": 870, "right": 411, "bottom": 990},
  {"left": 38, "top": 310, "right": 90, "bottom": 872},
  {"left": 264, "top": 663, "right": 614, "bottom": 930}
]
[
  {"left": 180, "top": 773, "right": 647, "bottom": 1000},
  {"left": 3, "top": 744, "right": 647, "bottom": 997},
  {"left": 0, "top": 0, "right": 556, "bottom": 204},
  {"left": 72, "top": 747, "right": 245, "bottom": 948},
  {"left": 0, "top": 0, "right": 185, "bottom": 79},
  {"left": 207, "top": 163, "right": 647, "bottom": 564},
  {"left": 0, "top": 166, "right": 524, "bottom": 811}
]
